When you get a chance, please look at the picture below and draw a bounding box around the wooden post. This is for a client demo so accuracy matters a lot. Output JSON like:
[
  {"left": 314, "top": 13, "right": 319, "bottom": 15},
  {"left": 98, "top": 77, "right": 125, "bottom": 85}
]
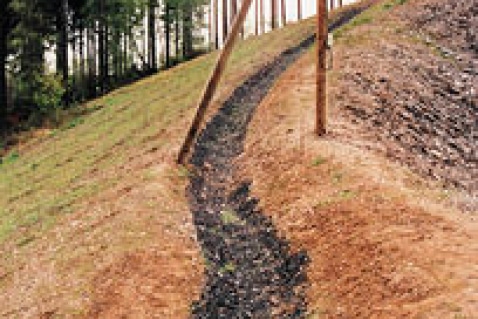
[
  {"left": 297, "top": 0, "right": 302, "bottom": 20},
  {"left": 281, "top": 0, "right": 286, "bottom": 26},
  {"left": 330, "top": 0, "right": 334, "bottom": 10},
  {"left": 316, "top": 0, "right": 327, "bottom": 135},
  {"left": 339, "top": 0, "right": 342, "bottom": 7},
  {"left": 178, "top": 0, "right": 254, "bottom": 164}
]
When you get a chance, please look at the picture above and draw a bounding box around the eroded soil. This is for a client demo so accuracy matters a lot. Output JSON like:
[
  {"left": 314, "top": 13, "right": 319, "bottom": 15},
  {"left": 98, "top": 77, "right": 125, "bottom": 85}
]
[
  {"left": 186, "top": 3, "right": 374, "bottom": 318},
  {"left": 337, "top": 0, "right": 477, "bottom": 194},
  {"left": 240, "top": 0, "right": 478, "bottom": 318}
]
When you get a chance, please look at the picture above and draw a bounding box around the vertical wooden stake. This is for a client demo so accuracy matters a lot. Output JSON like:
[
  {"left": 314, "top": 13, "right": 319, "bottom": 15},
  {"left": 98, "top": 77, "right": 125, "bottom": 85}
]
[
  {"left": 339, "top": 0, "right": 342, "bottom": 7},
  {"left": 178, "top": 0, "right": 254, "bottom": 164},
  {"left": 330, "top": 0, "right": 334, "bottom": 10},
  {"left": 316, "top": 0, "right": 327, "bottom": 135}
]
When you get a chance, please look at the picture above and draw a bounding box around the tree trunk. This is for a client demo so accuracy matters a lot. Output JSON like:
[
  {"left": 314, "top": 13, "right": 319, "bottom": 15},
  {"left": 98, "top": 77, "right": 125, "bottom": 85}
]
[
  {"left": 297, "top": 0, "right": 301, "bottom": 20},
  {"left": 56, "top": 0, "right": 69, "bottom": 100},
  {"left": 87, "top": 25, "right": 96, "bottom": 97},
  {"left": 149, "top": 0, "right": 157, "bottom": 70},
  {"left": 281, "top": 0, "right": 286, "bottom": 26},
  {"left": 239, "top": 0, "right": 244, "bottom": 38},
  {"left": 222, "top": 0, "right": 228, "bottom": 43},
  {"left": 230, "top": 0, "right": 237, "bottom": 25},
  {"left": 208, "top": 0, "right": 212, "bottom": 49},
  {"left": 165, "top": 3, "right": 171, "bottom": 67},
  {"left": 79, "top": 25, "right": 86, "bottom": 100},
  {"left": 271, "top": 0, "right": 276, "bottom": 29},
  {"left": 72, "top": 35, "right": 77, "bottom": 98},
  {"left": 182, "top": 2, "right": 193, "bottom": 59},
  {"left": 175, "top": 6, "right": 180, "bottom": 60},
  {"left": 182, "top": 4, "right": 186, "bottom": 58},
  {"left": 112, "top": 31, "right": 119, "bottom": 82},
  {"left": 98, "top": 0, "right": 106, "bottom": 93},
  {"left": 254, "top": 0, "right": 258, "bottom": 35},
  {"left": 214, "top": 0, "right": 219, "bottom": 49},
  {"left": 260, "top": 0, "right": 265, "bottom": 33},
  {"left": 104, "top": 23, "right": 109, "bottom": 90},
  {"left": 123, "top": 31, "right": 128, "bottom": 74},
  {"left": 0, "top": 31, "right": 7, "bottom": 131}
]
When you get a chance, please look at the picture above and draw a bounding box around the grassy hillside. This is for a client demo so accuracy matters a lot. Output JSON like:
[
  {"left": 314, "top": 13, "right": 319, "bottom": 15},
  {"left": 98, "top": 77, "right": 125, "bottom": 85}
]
[
  {"left": 0, "top": 21, "right": 315, "bottom": 246},
  {"left": 0, "top": 18, "right": 317, "bottom": 318}
]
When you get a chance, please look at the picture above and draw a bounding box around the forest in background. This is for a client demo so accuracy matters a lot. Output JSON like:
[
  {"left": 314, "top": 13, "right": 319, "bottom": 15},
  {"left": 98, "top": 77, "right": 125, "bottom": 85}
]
[
  {"left": 0, "top": 0, "right": 322, "bottom": 144},
  {"left": 0, "top": 0, "right": 212, "bottom": 139}
]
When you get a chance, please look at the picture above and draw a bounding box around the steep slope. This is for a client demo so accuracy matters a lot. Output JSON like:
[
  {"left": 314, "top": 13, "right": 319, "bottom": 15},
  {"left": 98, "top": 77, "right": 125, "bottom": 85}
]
[
  {"left": 0, "top": 19, "right": 318, "bottom": 318},
  {"left": 241, "top": 0, "right": 477, "bottom": 318},
  {"left": 186, "top": 4, "right": 376, "bottom": 318},
  {"left": 336, "top": 0, "right": 477, "bottom": 194}
]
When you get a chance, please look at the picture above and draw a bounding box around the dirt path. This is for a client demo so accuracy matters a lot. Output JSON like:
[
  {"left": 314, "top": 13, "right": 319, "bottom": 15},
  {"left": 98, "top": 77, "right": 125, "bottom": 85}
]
[
  {"left": 187, "top": 37, "right": 314, "bottom": 319},
  {"left": 186, "top": 4, "right": 373, "bottom": 318}
]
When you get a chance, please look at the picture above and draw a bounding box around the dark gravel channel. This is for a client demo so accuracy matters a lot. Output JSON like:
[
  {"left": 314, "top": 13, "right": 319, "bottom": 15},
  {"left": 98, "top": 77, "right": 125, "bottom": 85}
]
[{"left": 187, "top": 7, "right": 371, "bottom": 318}]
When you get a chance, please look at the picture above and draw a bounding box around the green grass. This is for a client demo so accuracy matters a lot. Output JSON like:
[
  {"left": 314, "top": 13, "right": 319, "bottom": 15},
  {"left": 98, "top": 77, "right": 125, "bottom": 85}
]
[
  {"left": 312, "top": 156, "right": 327, "bottom": 166},
  {"left": 334, "top": 0, "right": 409, "bottom": 40},
  {"left": 0, "top": 18, "right": 317, "bottom": 247},
  {"left": 220, "top": 209, "right": 245, "bottom": 225},
  {"left": 219, "top": 262, "right": 236, "bottom": 274},
  {"left": 383, "top": 0, "right": 409, "bottom": 10}
]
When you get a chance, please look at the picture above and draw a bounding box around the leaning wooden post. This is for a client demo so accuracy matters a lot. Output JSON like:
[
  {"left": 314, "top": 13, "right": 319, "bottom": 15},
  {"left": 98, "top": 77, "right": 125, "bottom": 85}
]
[
  {"left": 178, "top": 0, "right": 254, "bottom": 164},
  {"left": 316, "top": 0, "right": 327, "bottom": 135}
]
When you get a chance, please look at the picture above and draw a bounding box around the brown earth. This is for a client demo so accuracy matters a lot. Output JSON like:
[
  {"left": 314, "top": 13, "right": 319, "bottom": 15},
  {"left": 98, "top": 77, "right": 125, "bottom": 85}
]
[
  {"left": 240, "top": 1, "right": 478, "bottom": 318},
  {"left": 3, "top": 0, "right": 476, "bottom": 318},
  {"left": 335, "top": 0, "right": 477, "bottom": 194}
]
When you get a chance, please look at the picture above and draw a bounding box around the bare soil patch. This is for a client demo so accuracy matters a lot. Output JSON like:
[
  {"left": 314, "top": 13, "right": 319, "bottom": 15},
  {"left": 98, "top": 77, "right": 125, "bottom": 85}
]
[
  {"left": 335, "top": 0, "right": 477, "bottom": 194},
  {"left": 240, "top": 1, "right": 478, "bottom": 317}
]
